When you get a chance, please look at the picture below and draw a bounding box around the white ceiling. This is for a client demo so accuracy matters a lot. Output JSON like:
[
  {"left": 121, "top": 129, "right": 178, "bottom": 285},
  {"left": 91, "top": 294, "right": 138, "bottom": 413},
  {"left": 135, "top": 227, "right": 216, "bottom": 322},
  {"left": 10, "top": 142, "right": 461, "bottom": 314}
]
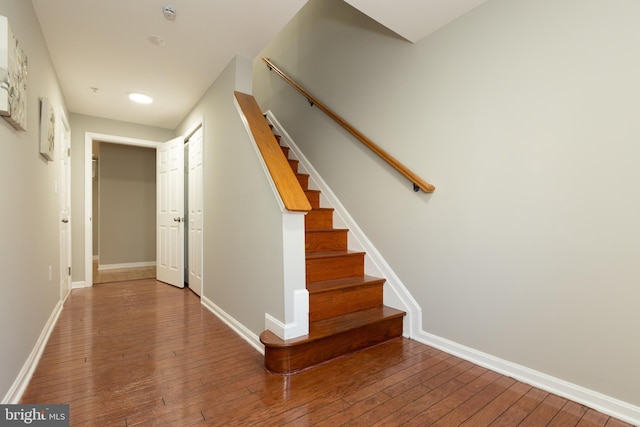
[{"left": 31, "top": 0, "right": 488, "bottom": 130}]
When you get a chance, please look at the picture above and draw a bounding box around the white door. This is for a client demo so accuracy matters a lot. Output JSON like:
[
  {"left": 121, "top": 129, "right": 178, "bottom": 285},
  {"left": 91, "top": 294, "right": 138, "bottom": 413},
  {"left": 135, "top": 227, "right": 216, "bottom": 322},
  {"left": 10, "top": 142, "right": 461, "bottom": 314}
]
[
  {"left": 157, "top": 137, "right": 185, "bottom": 287},
  {"left": 59, "top": 114, "right": 71, "bottom": 299},
  {"left": 188, "top": 127, "right": 204, "bottom": 296}
]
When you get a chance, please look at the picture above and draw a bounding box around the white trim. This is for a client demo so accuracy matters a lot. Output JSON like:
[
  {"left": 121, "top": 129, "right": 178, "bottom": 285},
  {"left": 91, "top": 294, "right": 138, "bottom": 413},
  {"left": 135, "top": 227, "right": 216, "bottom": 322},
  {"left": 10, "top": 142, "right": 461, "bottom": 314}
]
[
  {"left": 84, "top": 133, "right": 160, "bottom": 288},
  {"left": 266, "top": 111, "right": 421, "bottom": 337},
  {"left": 414, "top": 331, "right": 640, "bottom": 426},
  {"left": 72, "top": 281, "right": 88, "bottom": 289},
  {"left": 2, "top": 301, "right": 64, "bottom": 404},
  {"left": 278, "top": 213, "right": 309, "bottom": 339},
  {"left": 201, "top": 295, "right": 264, "bottom": 355},
  {"left": 265, "top": 289, "right": 309, "bottom": 340},
  {"left": 182, "top": 118, "right": 204, "bottom": 143},
  {"left": 97, "top": 261, "right": 156, "bottom": 271}
]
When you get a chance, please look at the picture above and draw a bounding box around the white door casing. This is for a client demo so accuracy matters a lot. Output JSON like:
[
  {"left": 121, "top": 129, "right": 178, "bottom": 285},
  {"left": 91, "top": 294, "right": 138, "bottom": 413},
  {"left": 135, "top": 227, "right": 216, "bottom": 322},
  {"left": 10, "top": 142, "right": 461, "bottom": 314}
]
[
  {"left": 188, "top": 127, "right": 203, "bottom": 296},
  {"left": 157, "top": 136, "right": 185, "bottom": 287},
  {"left": 84, "top": 134, "right": 158, "bottom": 288}
]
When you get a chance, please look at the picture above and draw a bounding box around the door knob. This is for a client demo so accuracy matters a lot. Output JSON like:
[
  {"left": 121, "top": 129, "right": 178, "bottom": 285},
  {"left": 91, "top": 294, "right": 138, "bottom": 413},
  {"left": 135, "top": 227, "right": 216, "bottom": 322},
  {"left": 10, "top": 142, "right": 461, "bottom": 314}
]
[
  {"left": 62, "top": 219, "right": 69, "bottom": 223},
  {"left": 173, "top": 217, "right": 182, "bottom": 222}
]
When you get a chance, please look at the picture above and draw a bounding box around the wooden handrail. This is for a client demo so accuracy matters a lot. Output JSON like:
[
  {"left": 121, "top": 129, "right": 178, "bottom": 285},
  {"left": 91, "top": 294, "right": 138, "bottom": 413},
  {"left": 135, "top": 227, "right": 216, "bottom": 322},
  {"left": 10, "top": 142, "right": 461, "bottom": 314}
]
[
  {"left": 234, "top": 91, "right": 312, "bottom": 212},
  {"left": 263, "top": 57, "right": 435, "bottom": 193}
]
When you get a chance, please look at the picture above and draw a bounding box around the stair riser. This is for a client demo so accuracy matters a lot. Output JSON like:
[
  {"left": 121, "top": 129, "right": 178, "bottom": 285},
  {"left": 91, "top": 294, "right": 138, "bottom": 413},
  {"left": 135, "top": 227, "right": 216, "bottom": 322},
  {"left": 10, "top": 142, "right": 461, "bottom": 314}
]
[
  {"left": 306, "top": 230, "right": 348, "bottom": 253},
  {"left": 297, "top": 174, "right": 309, "bottom": 190},
  {"left": 310, "top": 285, "right": 383, "bottom": 321},
  {"left": 263, "top": 317, "right": 404, "bottom": 374},
  {"left": 288, "top": 159, "right": 299, "bottom": 172},
  {"left": 305, "top": 191, "right": 320, "bottom": 209},
  {"left": 305, "top": 210, "right": 333, "bottom": 229},
  {"left": 306, "top": 254, "right": 364, "bottom": 283},
  {"left": 280, "top": 145, "right": 289, "bottom": 157}
]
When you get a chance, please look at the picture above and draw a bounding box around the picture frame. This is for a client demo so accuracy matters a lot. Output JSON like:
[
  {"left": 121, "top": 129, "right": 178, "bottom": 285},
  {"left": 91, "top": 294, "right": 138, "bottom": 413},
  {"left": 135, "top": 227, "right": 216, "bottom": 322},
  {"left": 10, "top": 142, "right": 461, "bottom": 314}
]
[
  {"left": 0, "top": 15, "right": 28, "bottom": 131},
  {"left": 40, "top": 97, "right": 55, "bottom": 161}
]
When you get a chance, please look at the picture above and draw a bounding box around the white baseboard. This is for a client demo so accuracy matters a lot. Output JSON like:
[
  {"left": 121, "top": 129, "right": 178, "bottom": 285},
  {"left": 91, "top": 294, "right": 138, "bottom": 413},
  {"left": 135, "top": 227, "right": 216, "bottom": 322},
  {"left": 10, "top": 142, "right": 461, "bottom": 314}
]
[
  {"left": 72, "top": 281, "right": 88, "bottom": 289},
  {"left": 414, "top": 331, "right": 640, "bottom": 426},
  {"left": 201, "top": 295, "right": 264, "bottom": 355},
  {"left": 97, "top": 261, "right": 156, "bottom": 271},
  {"left": 2, "top": 300, "right": 64, "bottom": 404}
]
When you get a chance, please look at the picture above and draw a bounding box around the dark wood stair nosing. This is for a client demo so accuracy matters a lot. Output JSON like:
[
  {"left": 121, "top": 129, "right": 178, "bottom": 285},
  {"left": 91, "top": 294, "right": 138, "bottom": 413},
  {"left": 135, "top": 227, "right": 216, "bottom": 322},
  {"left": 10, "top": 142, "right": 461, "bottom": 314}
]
[
  {"left": 307, "top": 275, "right": 386, "bottom": 294},
  {"left": 260, "top": 306, "right": 406, "bottom": 348},
  {"left": 305, "top": 228, "right": 348, "bottom": 234},
  {"left": 305, "top": 250, "right": 365, "bottom": 260}
]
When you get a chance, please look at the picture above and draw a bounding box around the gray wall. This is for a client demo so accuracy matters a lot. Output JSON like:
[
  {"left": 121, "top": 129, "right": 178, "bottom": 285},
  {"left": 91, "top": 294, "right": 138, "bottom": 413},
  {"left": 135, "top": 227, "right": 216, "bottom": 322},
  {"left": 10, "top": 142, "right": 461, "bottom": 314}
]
[
  {"left": 176, "top": 55, "right": 285, "bottom": 337},
  {"left": 0, "top": 0, "right": 67, "bottom": 401},
  {"left": 254, "top": 0, "right": 640, "bottom": 407},
  {"left": 98, "top": 143, "right": 156, "bottom": 265},
  {"left": 69, "top": 113, "right": 175, "bottom": 284}
]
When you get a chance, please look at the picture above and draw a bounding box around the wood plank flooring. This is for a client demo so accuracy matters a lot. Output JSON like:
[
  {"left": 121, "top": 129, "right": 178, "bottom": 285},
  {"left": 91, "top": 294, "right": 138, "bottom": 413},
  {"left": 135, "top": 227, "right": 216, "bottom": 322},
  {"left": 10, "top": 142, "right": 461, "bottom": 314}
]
[{"left": 20, "top": 280, "right": 632, "bottom": 426}]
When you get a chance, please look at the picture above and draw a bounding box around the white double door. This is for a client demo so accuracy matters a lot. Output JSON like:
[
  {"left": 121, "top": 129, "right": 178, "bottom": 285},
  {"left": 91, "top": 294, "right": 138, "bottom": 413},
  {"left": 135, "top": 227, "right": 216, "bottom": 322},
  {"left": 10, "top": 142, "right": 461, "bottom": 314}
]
[{"left": 156, "top": 127, "right": 203, "bottom": 295}]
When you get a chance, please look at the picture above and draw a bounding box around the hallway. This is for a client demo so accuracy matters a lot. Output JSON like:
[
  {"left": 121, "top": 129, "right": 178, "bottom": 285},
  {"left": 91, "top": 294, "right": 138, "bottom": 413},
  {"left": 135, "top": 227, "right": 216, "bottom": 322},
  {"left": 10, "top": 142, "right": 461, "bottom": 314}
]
[{"left": 20, "top": 281, "right": 631, "bottom": 426}]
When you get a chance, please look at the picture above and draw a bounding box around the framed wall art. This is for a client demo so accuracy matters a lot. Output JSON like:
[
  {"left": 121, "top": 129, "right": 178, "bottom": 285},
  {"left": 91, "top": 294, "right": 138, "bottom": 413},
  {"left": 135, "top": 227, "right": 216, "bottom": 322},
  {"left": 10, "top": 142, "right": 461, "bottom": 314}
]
[
  {"left": 40, "top": 97, "right": 55, "bottom": 161},
  {"left": 0, "top": 15, "right": 28, "bottom": 131}
]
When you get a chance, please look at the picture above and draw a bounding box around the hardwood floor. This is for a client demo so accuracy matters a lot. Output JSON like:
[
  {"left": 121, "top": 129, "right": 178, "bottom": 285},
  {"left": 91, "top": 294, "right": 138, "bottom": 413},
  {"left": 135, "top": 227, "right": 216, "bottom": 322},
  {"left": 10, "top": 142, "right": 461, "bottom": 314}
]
[{"left": 21, "top": 280, "right": 632, "bottom": 426}]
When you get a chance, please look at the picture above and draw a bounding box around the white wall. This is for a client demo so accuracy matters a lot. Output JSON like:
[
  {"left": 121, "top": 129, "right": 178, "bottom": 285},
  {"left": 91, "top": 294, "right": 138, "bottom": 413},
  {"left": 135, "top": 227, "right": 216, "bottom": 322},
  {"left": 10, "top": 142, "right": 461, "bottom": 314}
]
[
  {"left": 69, "top": 113, "right": 174, "bottom": 284},
  {"left": 0, "top": 0, "right": 67, "bottom": 401},
  {"left": 176, "top": 55, "right": 285, "bottom": 338},
  {"left": 254, "top": 0, "right": 640, "bottom": 411}
]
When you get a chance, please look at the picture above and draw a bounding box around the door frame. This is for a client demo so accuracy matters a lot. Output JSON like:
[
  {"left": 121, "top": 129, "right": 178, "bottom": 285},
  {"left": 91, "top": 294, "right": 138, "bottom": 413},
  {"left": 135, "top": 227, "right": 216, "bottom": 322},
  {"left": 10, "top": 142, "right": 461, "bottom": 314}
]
[{"left": 83, "top": 133, "right": 159, "bottom": 287}]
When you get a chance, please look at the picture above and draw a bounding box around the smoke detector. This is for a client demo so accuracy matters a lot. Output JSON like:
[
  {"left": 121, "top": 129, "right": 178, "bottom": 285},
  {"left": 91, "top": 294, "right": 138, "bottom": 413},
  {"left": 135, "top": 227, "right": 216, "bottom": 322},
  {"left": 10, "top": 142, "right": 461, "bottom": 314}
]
[{"left": 162, "top": 5, "right": 176, "bottom": 20}]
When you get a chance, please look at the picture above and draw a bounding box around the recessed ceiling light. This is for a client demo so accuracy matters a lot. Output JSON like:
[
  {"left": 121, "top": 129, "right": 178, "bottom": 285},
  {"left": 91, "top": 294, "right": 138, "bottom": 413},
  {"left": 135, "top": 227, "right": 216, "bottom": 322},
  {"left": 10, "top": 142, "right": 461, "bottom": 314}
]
[{"left": 129, "top": 93, "right": 153, "bottom": 104}]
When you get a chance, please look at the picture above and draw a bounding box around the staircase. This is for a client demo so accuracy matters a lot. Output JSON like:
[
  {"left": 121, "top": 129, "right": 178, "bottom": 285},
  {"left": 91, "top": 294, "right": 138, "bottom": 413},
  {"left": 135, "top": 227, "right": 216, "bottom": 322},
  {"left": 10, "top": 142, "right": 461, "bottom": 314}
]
[{"left": 259, "top": 128, "right": 406, "bottom": 374}]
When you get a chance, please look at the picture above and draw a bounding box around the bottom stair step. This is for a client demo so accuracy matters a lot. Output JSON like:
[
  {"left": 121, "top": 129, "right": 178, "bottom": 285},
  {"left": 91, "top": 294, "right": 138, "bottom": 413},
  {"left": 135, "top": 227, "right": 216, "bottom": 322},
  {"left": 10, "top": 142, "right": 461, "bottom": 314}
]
[{"left": 260, "top": 306, "right": 405, "bottom": 374}]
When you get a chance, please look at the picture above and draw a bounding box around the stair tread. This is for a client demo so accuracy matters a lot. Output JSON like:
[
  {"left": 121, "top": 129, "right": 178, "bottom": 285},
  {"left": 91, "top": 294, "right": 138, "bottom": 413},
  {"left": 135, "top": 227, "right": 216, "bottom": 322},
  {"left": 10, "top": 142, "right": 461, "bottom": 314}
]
[
  {"left": 306, "top": 250, "right": 364, "bottom": 260},
  {"left": 306, "top": 228, "right": 348, "bottom": 233},
  {"left": 261, "top": 306, "right": 405, "bottom": 347},
  {"left": 308, "top": 207, "right": 333, "bottom": 213},
  {"left": 307, "top": 275, "right": 385, "bottom": 294}
]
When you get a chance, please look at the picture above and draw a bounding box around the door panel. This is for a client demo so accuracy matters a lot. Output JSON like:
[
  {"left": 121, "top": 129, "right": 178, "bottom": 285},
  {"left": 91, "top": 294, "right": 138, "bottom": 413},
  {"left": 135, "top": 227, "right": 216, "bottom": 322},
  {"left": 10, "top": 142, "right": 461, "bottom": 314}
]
[
  {"left": 59, "top": 114, "right": 71, "bottom": 299},
  {"left": 188, "top": 127, "right": 203, "bottom": 296},
  {"left": 157, "top": 136, "right": 184, "bottom": 287}
]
